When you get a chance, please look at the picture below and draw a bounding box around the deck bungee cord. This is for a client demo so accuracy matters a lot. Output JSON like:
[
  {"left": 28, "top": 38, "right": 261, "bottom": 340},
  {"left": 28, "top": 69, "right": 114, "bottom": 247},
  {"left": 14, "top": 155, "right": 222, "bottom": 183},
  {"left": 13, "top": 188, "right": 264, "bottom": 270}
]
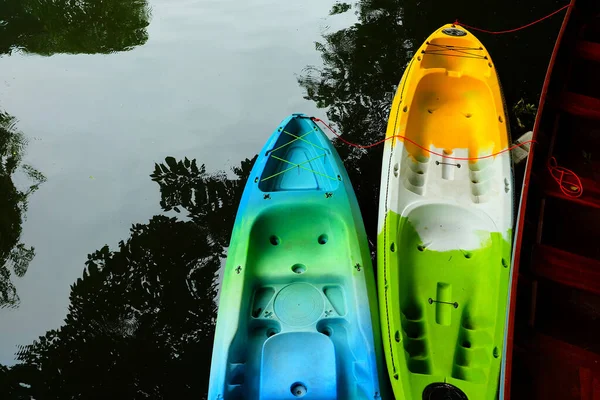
[{"left": 261, "top": 127, "right": 339, "bottom": 183}]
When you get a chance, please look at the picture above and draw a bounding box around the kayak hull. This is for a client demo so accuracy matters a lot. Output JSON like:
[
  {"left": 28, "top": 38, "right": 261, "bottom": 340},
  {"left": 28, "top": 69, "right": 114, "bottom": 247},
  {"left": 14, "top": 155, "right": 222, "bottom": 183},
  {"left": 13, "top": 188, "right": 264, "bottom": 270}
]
[
  {"left": 377, "top": 24, "right": 514, "bottom": 400},
  {"left": 209, "top": 114, "right": 386, "bottom": 400},
  {"left": 504, "top": 1, "right": 600, "bottom": 397}
]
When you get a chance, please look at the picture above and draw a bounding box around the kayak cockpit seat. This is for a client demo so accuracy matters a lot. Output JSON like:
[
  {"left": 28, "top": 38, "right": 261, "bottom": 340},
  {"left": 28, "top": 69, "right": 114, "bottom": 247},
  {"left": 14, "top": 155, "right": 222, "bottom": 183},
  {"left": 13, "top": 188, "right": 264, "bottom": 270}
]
[
  {"left": 402, "top": 73, "right": 505, "bottom": 165},
  {"left": 260, "top": 332, "right": 337, "bottom": 399},
  {"left": 246, "top": 204, "right": 349, "bottom": 279},
  {"left": 401, "top": 203, "right": 496, "bottom": 254}
]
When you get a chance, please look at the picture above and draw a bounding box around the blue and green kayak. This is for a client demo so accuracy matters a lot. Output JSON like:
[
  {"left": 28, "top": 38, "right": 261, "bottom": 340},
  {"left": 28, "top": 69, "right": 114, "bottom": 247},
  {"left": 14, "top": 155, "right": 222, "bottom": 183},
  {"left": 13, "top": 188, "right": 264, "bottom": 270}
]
[{"left": 208, "top": 113, "right": 387, "bottom": 400}]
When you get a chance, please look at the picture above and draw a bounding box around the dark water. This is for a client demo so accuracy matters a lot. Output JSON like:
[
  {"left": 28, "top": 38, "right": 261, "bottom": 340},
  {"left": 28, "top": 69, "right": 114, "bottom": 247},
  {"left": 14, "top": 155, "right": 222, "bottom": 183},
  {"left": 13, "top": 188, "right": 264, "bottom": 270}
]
[{"left": 0, "top": 0, "right": 565, "bottom": 397}]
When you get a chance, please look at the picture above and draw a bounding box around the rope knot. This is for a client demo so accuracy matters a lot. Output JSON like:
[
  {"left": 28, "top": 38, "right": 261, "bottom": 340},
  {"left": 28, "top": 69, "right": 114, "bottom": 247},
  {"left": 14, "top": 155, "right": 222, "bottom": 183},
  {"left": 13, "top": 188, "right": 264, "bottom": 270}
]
[{"left": 547, "top": 156, "right": 583, "bottom": 198}]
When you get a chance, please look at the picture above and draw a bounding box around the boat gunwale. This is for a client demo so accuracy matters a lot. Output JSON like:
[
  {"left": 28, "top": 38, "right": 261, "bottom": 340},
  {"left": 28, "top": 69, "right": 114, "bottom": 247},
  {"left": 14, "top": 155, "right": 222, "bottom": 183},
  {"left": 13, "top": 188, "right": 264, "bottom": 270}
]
[{"left": 501, "top": 1, "right": 578, "bottom": 398}]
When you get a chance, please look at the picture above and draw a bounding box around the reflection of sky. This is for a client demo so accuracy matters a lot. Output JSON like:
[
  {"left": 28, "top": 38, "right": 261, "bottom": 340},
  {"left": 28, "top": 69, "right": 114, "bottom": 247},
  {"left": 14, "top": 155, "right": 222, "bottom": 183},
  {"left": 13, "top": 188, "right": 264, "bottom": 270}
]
[{"left": 0, "top": 0, "right": 356, "bottom": 364}]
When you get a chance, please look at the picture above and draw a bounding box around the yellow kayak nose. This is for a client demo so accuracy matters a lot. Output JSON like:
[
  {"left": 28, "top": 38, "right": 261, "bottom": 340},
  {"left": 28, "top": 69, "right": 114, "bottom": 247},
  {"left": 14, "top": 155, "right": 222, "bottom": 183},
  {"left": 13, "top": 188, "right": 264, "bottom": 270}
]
[{"left": 389, "top": 23, "right": 508, "bottom": 162}]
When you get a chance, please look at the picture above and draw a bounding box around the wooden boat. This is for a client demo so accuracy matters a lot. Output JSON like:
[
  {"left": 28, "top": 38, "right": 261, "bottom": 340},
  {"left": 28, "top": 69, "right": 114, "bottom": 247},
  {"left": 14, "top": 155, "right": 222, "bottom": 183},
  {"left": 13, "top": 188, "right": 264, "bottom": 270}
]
[
  {"left": 377, "top": 24, "right": 513, "bottom": 399},
  {"left": 503, "top": 0, "right": 600, "bottom": 398},
  {"left": 208, "top": 114, "right": 387, "bottom": 400}
]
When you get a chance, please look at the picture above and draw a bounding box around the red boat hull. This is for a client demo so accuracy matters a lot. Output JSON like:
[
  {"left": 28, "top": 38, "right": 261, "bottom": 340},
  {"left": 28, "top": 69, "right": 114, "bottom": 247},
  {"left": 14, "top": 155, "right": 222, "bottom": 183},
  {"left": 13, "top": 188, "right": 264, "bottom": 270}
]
[{"left": 505, "top": 0, "right": 600, "bottom": 398}]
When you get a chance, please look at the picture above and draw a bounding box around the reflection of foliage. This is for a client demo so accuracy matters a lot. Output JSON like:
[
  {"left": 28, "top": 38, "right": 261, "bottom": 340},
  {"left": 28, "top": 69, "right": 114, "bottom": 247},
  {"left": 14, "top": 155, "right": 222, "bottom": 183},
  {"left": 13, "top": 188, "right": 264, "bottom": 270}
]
[
  {"left": 299, "top": 3, "right": 407, "bottom": 137},
  {"left": 0, "top": 0, "right": 152, "bottom": 55},
  {"left": 0, "top": 362, "right": 40, "bottom": 397},
  {"left": 330, "top": 2, "right": 353, "bottom": 15},
  {"left": 13, "top": 216, "right": 221, "bottom": 399},
  {"left": 151, "top": 155, "right": 257, "bottom": 248},
  {"left": 4, "top": 156, "right": 255, "bottom": 398},
  {"left": 0, "top": 110, "right": 46, "bottom": 307},
  {"left": 582, "top": 150, "right": 593, "bottom": 165},
  {"left": 512, "top": 98, "right": 537, "bottom": 131},
  {"left": 299, "top": 0, "right": 411, "bottom": 251}
]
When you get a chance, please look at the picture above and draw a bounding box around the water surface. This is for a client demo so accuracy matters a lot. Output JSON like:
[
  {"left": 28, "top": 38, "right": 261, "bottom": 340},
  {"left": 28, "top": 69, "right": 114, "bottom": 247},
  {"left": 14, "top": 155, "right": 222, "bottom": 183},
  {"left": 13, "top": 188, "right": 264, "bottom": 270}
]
[{"left": 0, "top": 0, "right": 565, "bottom": 397}]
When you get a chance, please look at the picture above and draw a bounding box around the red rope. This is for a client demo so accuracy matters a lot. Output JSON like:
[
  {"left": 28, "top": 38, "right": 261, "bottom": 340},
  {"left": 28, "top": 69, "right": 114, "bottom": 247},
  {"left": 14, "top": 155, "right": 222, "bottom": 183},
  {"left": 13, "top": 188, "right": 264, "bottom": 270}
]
[
  {"left": 547, "top": 157, "right": 583, "bottom": 198},
  {"left": 311, "top": 117, "right": 535, "bottom": 161},
  {"left": 313, "top": 118, "right": 585, "bottom": 195},
  {"left": 454, "top": 3, "right": 570, "bottom": 35}
]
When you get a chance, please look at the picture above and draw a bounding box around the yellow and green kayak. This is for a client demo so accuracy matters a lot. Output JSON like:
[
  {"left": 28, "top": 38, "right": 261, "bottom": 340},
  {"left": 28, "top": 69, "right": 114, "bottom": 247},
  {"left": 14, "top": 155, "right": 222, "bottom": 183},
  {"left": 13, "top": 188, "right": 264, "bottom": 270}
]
[{"left": 377, "top": 24, "right": 513, "bottom": 399}]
